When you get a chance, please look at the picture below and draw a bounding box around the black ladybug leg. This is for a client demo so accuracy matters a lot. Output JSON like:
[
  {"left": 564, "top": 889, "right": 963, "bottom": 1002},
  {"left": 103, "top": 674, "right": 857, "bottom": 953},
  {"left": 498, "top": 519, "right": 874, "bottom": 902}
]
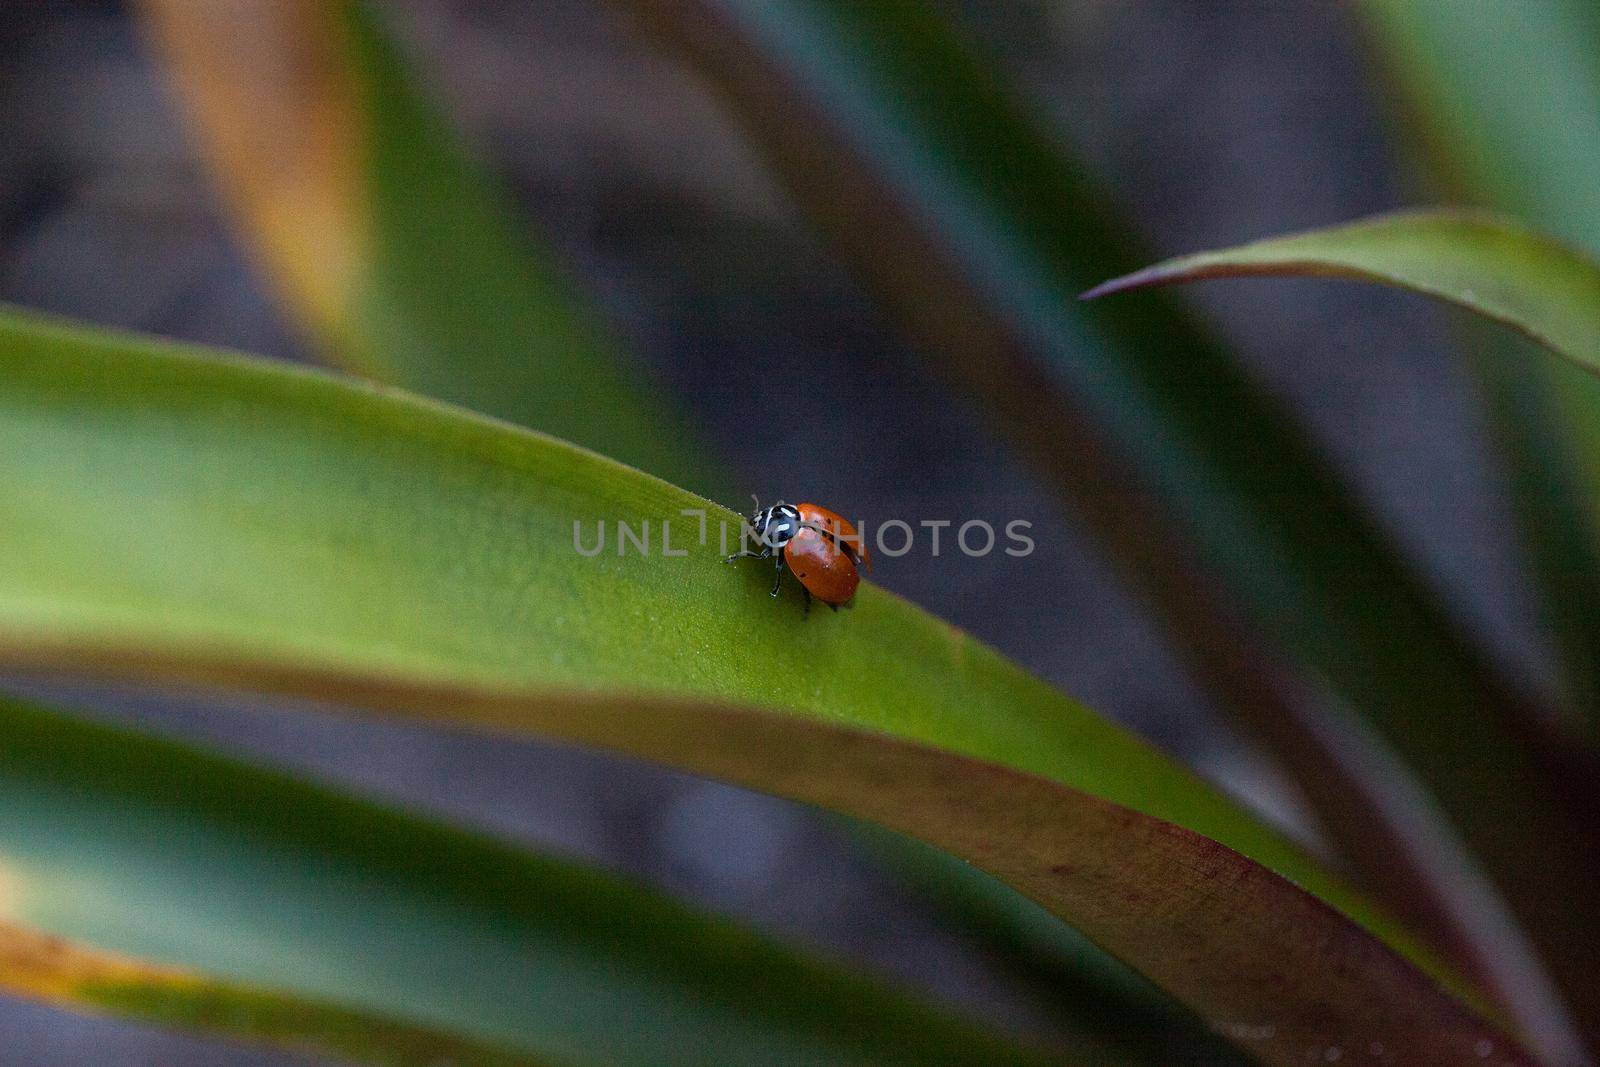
[
  {"left": 828, "top": 601, "right": 838, "bottom": 613},
  {"left": 770, "top": 553, "right": 784, "bottom": 596},
  {"left": 803, "top": 588, "right": 812, "bottom": 616},
  {"left": 724, "top": 548, "right": 770, "bottom": 564}
]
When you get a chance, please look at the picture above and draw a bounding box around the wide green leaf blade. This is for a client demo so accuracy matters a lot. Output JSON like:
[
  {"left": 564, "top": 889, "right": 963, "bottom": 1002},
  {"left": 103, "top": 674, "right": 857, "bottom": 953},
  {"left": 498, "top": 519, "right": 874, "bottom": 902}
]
[
  {"left": 605, "top": 1, "right": 1592, "bottom": 1052},
  {"left": 132, "top": 0, "right": 712, "bottom": 494},
  {"left": 1084, "top": 210, "right": 1600, "bottom": 371},
  {"left": 0, "top": 690, "right": 1062, "bottom": 1066},
  {"left": 0, "top": 308, "right": 1542, "bottom": 1065}
]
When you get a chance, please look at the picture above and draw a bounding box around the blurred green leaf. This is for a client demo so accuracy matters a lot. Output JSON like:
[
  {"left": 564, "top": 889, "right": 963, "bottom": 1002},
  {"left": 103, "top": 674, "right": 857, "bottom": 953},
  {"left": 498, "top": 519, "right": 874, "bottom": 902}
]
[
  {"left": 1352, "top": 10, "right": 1600, "bottom": 1046},
  {"left": 16, "top": 664, "right": 1535, "bottom": 1067},
  {"left": 1088, "top": 205, "right": 1600, "bottom": 1057},
  {"left": 0, "top": 690, "right": 1073, "bottom": 1066},
  {"left": 610, "top": 1, "right": 1595, "bottom": 1053},
  {"left": 0, "top": 309, "right": 1535, "bottom": 1065},
  {"left": 133, "top": 0, "right": 712, "bottom": 494},
  {"left": 1360, "top": 0, "right": 1600, "bottom": 249},
  {"left": 0, "top": 913, "right": 551, "bottom": 1066},
  {"left": 1360, "top": 0, "right": 1600, "bottom": 724},
  {"left": 1084, "top": 210, "right": 1600, "bottom": 371},
  {"left": 858, "top": 829, "right": 1243, "bottom": 1064}
]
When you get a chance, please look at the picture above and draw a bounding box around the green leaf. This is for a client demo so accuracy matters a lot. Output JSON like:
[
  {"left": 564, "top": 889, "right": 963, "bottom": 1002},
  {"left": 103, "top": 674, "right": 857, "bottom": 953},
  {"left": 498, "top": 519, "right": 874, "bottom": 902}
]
[
  {"left": 1087, "top": 206, "right": 1600, "bottom": 1057},
  {"left": 1359, "top": 0, "right": 1600, "bottom": 725},
  {"left": 10, "top": 667, "right": 1540, "bottom": 1067},
  {"left": 856, "top": 829, "right": 1244, "bottom": 1064},
  {"left": 607, "top": 2, "right": 1591, "bottom": 1053},
  {"left": 0, "top": 917, "right": 552, "bottom": 1066},
  {"left": 0, "top": 690, "right": 1061, "bottom": 1066},
  {"left": 0, "top": 308, "right": 1537, "bottom": 1065},
  {"left": 1349, "top": 23, "right": 1600, "bottom": 1051},
  {"left": 133, "top": 0, "right": 1215, "bottom": 1043},
  {"left": 1083, "top": 210, "right": 1600, "bottom": 371},
  {"left": 1460, "top": 322, "right": 1600, "bottom": 720},
  {"left": 1360, "top": 0, "right": 1600, "bottom": 251},
  {"left": 134, "top": 0, "right": 713, "bottom": 494}
]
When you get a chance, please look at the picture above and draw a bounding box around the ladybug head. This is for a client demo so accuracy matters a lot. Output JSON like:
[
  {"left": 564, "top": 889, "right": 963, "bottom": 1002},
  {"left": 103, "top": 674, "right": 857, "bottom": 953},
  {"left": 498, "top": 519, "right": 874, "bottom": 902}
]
[{"left": 751, "top": 501, "right": 801, "bottom": 550}]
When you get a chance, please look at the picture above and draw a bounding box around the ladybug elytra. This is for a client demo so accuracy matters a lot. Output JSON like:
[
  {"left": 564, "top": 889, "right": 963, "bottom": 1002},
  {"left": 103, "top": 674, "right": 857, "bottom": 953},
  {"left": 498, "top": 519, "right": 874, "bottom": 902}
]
[{"left": 725, "top": 500, "right": 870, "bottom": 612}]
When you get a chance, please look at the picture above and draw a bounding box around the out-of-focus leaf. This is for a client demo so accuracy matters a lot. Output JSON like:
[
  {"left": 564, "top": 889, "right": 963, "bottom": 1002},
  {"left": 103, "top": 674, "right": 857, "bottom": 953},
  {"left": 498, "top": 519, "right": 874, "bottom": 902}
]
[
  {"left": 1340, "top": 7, "right": 1600, "bottom": 1037},
  {"left": 1084, "top": 210, "right": 1600, "bottom": 372},
  {"left": 1461, "top": 323, "right": 1600, "bottom": 717},
  {"left": 0, "top": 691, "right": 1062, "bottom": 1067},
  {"left": 1359, "top": 0, "right": 1600, "bottom": 724},
  {"left": 1359, "top": 0, "right": 1600, "bottom": 249},
  {"left": 606, "top": 2, "right": 1594, "bottom": 1056},
  {"left": 1090, "top": 207, "right": 1600, "bottom": 1057},
  {"left": 859, "top": 830, "right": 1244, "bottom": 1064},
  {"left": 3, "top": 668, "right": 1535, "bottom": 1067},
  {"left": 132, "top": 0, "right": 712, "bottom": 493},
  {"left": 0, "top": 309, "right": 1535, "bottom": 1065},
  {"left": 0, "top": 918, "right": 549, "bottom": 1066}
]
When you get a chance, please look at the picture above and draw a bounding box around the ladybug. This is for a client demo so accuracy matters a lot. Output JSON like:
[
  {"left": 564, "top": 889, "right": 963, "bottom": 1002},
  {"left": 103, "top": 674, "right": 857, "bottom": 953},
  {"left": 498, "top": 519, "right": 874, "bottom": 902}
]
[{"left": 726, "top": 500, "right": 871, "bottom": 612}]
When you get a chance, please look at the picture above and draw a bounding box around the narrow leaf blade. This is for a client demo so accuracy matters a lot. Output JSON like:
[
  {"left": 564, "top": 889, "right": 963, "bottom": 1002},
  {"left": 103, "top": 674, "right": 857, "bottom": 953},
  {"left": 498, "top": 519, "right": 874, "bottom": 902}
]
[
  {"left": 1087, "top": 208, "right": 1600, "bottom": 1057},
  {"left": 1085, "top": 209, "right": 1600, "bottom": 372},
  {"left": 1359, "top": 0, "right": 1600, "bottom": 725}
]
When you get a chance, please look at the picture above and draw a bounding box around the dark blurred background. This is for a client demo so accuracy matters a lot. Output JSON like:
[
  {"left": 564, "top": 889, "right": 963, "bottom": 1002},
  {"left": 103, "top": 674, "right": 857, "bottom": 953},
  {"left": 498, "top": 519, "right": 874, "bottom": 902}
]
[{"left": 0, "top": 1, "right": 1550, "bottom": 1062}]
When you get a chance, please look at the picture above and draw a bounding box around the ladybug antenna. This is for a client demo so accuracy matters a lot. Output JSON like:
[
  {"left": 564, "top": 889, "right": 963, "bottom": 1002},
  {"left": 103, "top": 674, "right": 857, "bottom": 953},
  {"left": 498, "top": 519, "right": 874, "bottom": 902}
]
[{"left": 750, "top": 493, "right": 761, "bottom": 514}]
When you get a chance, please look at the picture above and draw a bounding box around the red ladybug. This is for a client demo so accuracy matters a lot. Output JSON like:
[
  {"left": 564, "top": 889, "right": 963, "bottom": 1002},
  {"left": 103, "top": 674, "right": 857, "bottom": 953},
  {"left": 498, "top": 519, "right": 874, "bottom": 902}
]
[{"left": 726, "top": 500, "right": 871, "bottom": 611}]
